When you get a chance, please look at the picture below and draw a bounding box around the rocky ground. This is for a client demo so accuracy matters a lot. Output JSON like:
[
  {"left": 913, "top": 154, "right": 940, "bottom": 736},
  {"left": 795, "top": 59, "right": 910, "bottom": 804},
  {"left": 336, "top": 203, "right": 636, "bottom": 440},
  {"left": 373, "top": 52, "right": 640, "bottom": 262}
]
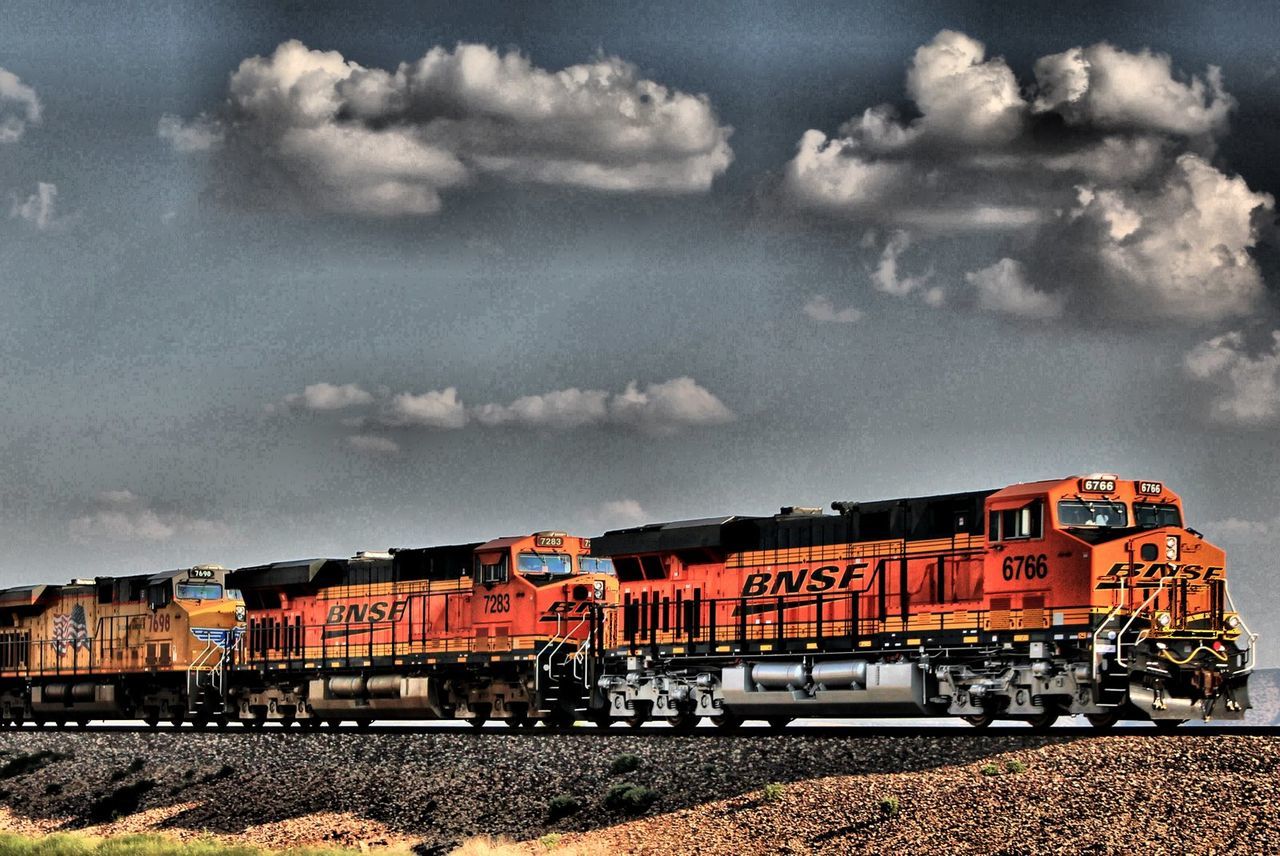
[
  {"left": 0, "top": 725, "right": 1276, "bottom": 855},
  {"left": 0, "top": 670, "right": 1272, "bottom": 855}
]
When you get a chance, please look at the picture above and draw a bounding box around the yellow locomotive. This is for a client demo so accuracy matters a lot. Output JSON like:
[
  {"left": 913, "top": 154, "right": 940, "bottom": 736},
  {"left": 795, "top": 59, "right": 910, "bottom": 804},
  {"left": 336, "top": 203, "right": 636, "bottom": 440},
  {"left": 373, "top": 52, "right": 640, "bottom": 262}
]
[{"left": 0, "top": 565, "right": 243, "bottom": 727}]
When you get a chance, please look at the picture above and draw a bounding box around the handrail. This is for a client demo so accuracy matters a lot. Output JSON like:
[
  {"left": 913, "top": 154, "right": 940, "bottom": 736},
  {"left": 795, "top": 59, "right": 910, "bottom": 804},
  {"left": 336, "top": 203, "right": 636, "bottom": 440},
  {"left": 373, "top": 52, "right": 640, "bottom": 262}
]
[
  {"left": 1115, "top": 578, "right": 1169, "bottom": 669},
  {"left": 1223, "top": 579, "right": 1260, "bottom": 673}
]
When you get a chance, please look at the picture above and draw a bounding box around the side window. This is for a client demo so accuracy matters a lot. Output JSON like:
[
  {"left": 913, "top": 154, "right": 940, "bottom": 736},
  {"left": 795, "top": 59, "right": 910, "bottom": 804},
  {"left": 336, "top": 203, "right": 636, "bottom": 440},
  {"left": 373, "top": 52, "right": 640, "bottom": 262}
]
[
  {"left": 147, "top": 582, "right": 172, "bottom": 610},
  {"left": 990, "top": 501, "right": 1043, "bottom": 541},
  {"left": 477, "top": 554, "right": 509, "bottom": 585}
]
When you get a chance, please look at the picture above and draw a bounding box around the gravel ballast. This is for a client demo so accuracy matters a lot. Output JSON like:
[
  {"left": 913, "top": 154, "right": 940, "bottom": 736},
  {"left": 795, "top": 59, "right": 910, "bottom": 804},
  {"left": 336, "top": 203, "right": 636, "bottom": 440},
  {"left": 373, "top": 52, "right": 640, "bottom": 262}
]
[{"left": 0, "top": 727, "right": 1276, "bottom": 854}]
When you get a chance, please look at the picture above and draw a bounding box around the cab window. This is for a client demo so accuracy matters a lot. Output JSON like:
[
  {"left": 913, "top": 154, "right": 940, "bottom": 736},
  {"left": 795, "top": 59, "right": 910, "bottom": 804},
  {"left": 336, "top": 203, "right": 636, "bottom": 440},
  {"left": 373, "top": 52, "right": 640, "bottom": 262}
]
[
  {"left": 578, "top": 557, "right": 615, "bottom": 574},
  {"left": 1134, "top": 503, "right": 1181, "bottom": 529},
  {"left": 176, "top": 582, "right": 224, "bottom": 600},
  {"left": 1058, "top": 499, "right": 1128, "bottom": 528},
  {"left": 989, "top": 501, "right": 1043, "bottom": 541},
  {"left": 517, "top": 553, "right": 572, "bottom": 575},
  {"left": 477, "top": 554, "right": 508, "bottom": 584}
]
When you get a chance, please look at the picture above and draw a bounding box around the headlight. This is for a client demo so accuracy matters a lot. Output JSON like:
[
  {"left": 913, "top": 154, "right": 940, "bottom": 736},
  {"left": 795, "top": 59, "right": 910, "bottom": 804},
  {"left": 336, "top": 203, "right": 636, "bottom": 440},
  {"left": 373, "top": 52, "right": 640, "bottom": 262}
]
[
  {"left": 593, "top": 580, "right": 605, "bottom": 599},
  {"left": 1155, "top": 612, "right": 1172, "bottom": 628},
  {"left": 1225, "top": 615, "right": 1241, "bottom": 630}
]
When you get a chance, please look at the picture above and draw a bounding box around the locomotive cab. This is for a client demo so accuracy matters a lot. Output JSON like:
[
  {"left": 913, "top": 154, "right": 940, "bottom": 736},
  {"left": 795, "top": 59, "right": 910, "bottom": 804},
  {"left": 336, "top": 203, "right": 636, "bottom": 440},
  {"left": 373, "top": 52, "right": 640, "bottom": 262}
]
[
  {"left": 979, "top": 475, "right": 1254, "bottom": 727},
  {"left": 471, "top": 532, "right": 616, "bottom": 649}
]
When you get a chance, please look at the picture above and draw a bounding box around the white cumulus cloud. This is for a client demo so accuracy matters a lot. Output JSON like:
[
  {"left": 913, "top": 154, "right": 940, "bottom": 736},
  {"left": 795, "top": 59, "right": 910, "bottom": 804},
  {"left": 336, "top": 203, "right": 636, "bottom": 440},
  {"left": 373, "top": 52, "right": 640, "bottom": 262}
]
[
  {"left": 473, "top": 387, "right": 610, "bottom": 429},
  {"left": 280, "top": 382, "right": 374, "bottom": 411},
  {"left": 965, "top": 258, "right": 1065, "bottom": 320},
  {"left": 10, "top": 182, "right": 58, "bottom": 230},
  {"left": 1184, "top": 330, "right": 1280, "bottom": 425},
  {"left": 384, "top": 387, "right": 469, "bottom": 429},
  {"left": 165, "top": 40, "right": 733, "bottom": 215},
  {"left": 69, "top": 491, "right": 232, "bottom": 544},
  {"left": 802, "top": 295, "right": 863, "bottom": 324},
  {"left": 346, "top": 434, "right": 401, "bottom": 455},
  {"left": 781, "top": 30, "right": 1273, "bottom": 324},
  {"left": 608, "top": 377, "right": 735, "bottom": 436},
  {"left": 157, "top": 112, "right": 224, "bottom": 152},
  {"left": 0, "top": 67, "right": 41, "bottom": 143}
]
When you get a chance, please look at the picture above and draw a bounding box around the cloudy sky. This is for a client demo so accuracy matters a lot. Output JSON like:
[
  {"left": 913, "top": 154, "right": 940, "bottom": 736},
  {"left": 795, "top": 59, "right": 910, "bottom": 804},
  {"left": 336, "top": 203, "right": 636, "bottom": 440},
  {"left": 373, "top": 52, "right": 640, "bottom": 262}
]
[{"left": 1, "top": 2, "right": 1278, "bottom": 661}]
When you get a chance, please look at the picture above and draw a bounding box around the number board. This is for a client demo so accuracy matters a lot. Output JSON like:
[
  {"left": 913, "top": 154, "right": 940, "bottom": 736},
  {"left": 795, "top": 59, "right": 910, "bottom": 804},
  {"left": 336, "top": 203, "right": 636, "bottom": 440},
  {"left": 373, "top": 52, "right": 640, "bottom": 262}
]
[
  {"left": 189, "top": 568, "right": 215, "bottom": 580},
  {"left": 1079, "top": 478, "right": 1117, "bottom": 493},
  {"left": 534, "top": 535, "right": 564, "bottom": 548},
  {"left": 1136, "top": 481, "right": 1164, "bottom": 496}
]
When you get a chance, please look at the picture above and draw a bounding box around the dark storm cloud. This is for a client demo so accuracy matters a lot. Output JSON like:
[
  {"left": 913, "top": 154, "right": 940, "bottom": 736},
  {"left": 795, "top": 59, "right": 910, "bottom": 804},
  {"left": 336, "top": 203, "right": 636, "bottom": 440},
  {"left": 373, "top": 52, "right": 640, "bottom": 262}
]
[
  {"left": 781, "top": 31, "right": 1275, "bottom": 324},
  {"left": 160, "top": 40, "right": 734, "bottom": 215}
]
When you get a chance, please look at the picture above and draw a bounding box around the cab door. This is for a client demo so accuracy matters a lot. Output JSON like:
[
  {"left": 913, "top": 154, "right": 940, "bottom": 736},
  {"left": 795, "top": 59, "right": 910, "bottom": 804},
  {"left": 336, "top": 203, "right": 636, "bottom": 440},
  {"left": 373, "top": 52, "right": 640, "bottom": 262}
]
[{"left": 471, "top": 550, "right": 512, "bottom": 652}]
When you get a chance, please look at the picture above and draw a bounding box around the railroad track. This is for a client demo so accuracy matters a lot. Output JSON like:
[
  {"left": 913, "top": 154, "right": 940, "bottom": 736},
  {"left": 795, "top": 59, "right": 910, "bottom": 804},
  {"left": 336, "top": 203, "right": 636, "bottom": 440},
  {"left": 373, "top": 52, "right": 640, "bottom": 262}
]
[{"left": 2, "top": 722, "right": 1276, "bottom": 737}]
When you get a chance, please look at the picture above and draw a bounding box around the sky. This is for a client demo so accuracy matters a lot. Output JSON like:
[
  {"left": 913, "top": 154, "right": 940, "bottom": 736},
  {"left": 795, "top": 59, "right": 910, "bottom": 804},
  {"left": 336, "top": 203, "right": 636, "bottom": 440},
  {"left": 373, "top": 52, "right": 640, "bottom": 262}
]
[{"left": 0, "top": 2, "right": 1277, "bottom": 662}]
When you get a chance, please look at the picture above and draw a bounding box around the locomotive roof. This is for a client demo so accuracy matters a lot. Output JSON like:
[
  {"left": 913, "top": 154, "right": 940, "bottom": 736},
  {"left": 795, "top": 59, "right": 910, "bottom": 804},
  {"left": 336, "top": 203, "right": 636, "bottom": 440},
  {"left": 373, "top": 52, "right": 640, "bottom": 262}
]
[
  {"left": 227, "top": 557, "right": 340, "bottom": 590},
  {"left": 0, "top": 583, "right": 53, "bottom": 609},
  {"left": 593, "top": 490, "right": 996, "bottom": 557}
]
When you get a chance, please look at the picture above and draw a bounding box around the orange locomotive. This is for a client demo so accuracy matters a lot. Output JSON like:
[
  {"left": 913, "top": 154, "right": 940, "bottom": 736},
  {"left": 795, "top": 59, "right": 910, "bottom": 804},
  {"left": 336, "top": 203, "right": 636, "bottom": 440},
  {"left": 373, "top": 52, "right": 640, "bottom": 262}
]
[
  {"left": 586, "top": 475, "right": 1256, "bottom": 730},
  {"left": 0, "top": 566, "right": 243, "bottom": 728},
  {"left": 226, "top": 532, "right": 618, "bottom": 727}
]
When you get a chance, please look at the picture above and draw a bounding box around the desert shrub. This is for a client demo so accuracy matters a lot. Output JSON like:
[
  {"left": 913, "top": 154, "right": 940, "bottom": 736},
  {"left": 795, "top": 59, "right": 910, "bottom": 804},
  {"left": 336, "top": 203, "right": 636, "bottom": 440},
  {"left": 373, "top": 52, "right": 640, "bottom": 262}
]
[
  {"left": 761, "top": 782, "right": 784, "bottom": 802},
  {"left": 879, "top": 795, "right": 900, "bottom": 816},
  {"left": 86, "top": 779, "right": 155, "bottom": 823},
  {"left": 1004, "top": 759, "right": 1027, "bottom": 773},
  {"left": 603, "top": 782, "right": 659, "bottom": 815},
  {"left": 546, "top": 794, "right": 582, "bottom": 821},
  {"left": 0, "top": 751, "right": 72, "bottom": 779},
  {"left": 608, "top": 754, "right": 641, "bottom": 775},
  {"left": 538, "top": 833, "right": 562, "bottom": 851},
  {"left": 979, "top": 763, "right": 1001, "bottom": 777}
]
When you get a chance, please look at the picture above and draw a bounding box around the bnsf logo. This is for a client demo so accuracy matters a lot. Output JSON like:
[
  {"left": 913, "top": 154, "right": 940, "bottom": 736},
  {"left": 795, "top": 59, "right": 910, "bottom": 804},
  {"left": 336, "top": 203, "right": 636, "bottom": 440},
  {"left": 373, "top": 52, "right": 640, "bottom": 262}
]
[
  {"left": 741, "top": 562, "right": 867, "bottom": 597},
  {"left": 1099, "top": 563, "right": 1223, "bottom": 585},
  {"left": 325, "top": 600, "right": 409, "bottom": 624}
]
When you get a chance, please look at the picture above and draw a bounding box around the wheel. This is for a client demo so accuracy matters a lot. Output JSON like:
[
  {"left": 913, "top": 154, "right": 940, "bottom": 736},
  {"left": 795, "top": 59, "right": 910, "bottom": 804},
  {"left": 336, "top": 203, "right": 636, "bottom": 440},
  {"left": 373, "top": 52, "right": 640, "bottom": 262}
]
[
  {"left": 1086, "top": 711, "right": 1120, "bottom": 731},
  {"left": 1024, "top": 711, "right": 1059, "bottom": 733},
  {"left": 354, "top": 719, "right": 372, "bottom": 731},
  {"left": 325, "top": 719, "right": 342, "bottom": 729},
  {"left": 1152, "top": 719, "right": 1186, "bottom": 733},
  {"left": 168, "top": 711, "right": 184, "bottom": 728},
  {"left": 303, "top": 718, "right": 322, "bottom": 730},
  {"left": 468, "top": 715, "right": 487, "bottom": 729},
  {"left": 766, "top": 717, "right": 792, "bottom": 732},
  {"left": 215, "top": 717, "right": 229, "bottom": 730},
  {"left": 143, "top": 713, "right": 160, "bottom": 730},
  {"left": 668, "top": 709, "right": 699, "bottom": 733},
  {"left": 962, "top": 712, "right": 995, "bottom": 729},
  {"left": 590, "top": 711, "right": 614, "bottom": 730},
  {"left": 711, "top": 712, "right": 743, "bottom": 732},
  {"left": 54, "top": 719, "right": 66, "bottom": 730},
  {"left": 76, "top": 719, "right": 89, "bottom": 730},
  {"left": 625, "top": 702, "right": 651, "bottom": 730},
  {"left": 505, "top": 704, "right": 530, "bottom": 729}
]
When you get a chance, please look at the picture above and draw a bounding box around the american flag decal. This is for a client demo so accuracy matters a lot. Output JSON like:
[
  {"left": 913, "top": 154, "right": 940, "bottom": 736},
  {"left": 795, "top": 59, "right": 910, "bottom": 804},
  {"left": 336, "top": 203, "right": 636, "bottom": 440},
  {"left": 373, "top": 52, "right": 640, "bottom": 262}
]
[{"left": 52, "top": 605, "right": 91, "bottom": 655}]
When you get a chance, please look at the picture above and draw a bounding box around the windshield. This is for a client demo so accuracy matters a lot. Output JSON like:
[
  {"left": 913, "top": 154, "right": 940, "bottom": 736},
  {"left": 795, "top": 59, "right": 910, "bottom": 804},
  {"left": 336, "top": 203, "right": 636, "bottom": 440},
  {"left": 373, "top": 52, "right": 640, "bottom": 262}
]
[
  {"left": 176, "top": 582, "right": 224, "bottom": 600},
  {"left": 1134, "top": 503, "right": 1181, "bottom": 529},
  {"left": 517, "top": 553, "right": 572, "bottom": 575},
  {"left": 579, "top": 557, "right": 615, "bottom": 574},
  {"left": 1058, "top": 499, "right": 1129, "bottom": 528}
]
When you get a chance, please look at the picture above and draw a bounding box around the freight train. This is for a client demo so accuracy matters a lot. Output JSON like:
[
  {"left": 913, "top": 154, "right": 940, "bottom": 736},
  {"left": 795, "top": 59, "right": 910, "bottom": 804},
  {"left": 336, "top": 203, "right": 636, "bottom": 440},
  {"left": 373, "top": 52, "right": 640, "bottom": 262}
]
[{"left": 0, "top": 475, "right": 1257, "bottom": 731}]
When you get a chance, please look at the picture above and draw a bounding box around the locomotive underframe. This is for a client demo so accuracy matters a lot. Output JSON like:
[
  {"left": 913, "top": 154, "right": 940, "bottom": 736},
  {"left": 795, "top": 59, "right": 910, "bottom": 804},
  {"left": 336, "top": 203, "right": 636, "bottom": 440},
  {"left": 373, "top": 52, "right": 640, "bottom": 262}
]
[
  {"left": 590, "top": 624, "right": 1253, "bottom": 725},
  {"left": 0, "top": 672, "right": 228, "bottom": 726}
]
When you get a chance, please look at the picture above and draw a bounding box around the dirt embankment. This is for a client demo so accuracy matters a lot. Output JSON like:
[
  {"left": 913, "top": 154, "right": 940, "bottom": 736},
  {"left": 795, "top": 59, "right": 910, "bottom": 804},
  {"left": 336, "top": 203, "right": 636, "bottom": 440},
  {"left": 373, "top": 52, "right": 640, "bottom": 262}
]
[{"left": 0, "top": 727, "right": 1276, "bottom": 855}]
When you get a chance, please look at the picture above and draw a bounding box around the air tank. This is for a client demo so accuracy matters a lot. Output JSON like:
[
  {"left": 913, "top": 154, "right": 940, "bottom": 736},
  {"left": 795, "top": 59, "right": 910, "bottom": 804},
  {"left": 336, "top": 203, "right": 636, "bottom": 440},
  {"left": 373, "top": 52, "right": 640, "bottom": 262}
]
[
  {"left": 811, "top": 660, "right": 869, "bottom": 689},
  {"left": 751, "top": 662, "right": 808, "bottom": 690}
]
